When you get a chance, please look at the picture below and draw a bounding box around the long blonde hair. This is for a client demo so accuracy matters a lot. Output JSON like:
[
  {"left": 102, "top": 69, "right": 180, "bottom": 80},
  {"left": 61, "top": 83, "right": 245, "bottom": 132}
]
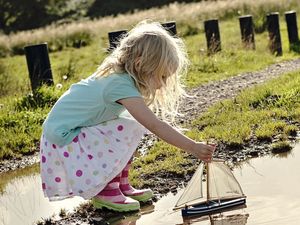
[{"left": 96, "top": 20, "right": 189, "bottom": 122}]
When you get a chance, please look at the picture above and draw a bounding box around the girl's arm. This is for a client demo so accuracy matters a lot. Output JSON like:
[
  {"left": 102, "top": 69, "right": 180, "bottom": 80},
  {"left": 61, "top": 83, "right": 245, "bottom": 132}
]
[{"left": 118, "top": 97, "right": 215, "bottom": 162}]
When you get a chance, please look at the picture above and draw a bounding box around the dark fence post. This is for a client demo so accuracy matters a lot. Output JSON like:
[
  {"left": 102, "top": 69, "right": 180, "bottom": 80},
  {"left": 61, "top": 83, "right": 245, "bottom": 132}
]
[
  {"left": 161, "top": 21, "right": 177, "bottom": 36},
  {"left": 204, "top": 19, "right": 221, "bottom": 54},
  {"left": 267, "top": 12, "right": 282, "bottom": 56},
  {"left": 24, "top": 43, "right": 53, "bottom": 92},
  {"left": 108, "top": 30, "right": 128, "bottom": 51},
  {"left": 239, "top": 15, "right": 255, "bottom": 49},
  {"left": 285, "top": 10, "right": 299, "bottom": 51}
]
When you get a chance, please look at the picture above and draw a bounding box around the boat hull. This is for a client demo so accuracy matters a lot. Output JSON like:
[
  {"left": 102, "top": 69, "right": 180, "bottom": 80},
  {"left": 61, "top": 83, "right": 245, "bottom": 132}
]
[{"left": 181, "top": 198, "right": 246, "bottom": 217}]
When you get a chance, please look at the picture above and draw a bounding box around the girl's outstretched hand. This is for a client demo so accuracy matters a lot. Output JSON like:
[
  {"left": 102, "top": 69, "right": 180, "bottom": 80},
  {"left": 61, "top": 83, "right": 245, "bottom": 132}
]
[{"left": 190, "top": 142, "right": 216, "bottom": 163}]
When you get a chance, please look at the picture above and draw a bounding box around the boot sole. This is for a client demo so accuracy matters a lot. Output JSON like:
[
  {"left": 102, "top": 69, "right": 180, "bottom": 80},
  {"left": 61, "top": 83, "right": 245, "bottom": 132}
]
[
  {"left": 127, "top": 190, "right": 153, "bottom": 202},
  {"left": 91, "top": 198, "right": 140, "bottom": 212}
]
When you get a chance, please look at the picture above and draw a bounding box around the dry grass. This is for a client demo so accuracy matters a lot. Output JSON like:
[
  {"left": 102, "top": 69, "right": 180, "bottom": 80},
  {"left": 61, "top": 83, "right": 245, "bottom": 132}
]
[{"left": 0, "top": 0, "right": 298, "bottom": 50}]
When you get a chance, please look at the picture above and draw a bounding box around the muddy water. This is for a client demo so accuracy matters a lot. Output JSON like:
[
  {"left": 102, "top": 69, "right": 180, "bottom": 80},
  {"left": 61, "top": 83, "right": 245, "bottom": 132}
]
[
  {"left": 117, "top": 144, "right": 300, "bottom": 225},
  {"left": 1, "top": 144, "right": 300, "bottom": 225}
]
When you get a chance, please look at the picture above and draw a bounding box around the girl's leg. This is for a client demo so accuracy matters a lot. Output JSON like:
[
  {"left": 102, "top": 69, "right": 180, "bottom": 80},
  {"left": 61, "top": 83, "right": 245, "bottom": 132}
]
[
  {"left": 120, "top": 159, "right": 153, "bottom": 202},
  {"left": 92, "top": 173, "right": 140, "bottom": 212}
]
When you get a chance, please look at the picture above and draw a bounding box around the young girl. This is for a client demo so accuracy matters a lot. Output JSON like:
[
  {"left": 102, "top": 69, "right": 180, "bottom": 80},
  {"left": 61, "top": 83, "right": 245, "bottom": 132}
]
[{"left": 40, "top": 21, "right": 215, "bottom": 212}]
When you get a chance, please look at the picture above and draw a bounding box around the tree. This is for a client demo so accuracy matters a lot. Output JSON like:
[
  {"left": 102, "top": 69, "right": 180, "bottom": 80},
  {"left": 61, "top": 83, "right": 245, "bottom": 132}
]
[{"left": 0, "top": 0, "right": 49, "bottom": 34}]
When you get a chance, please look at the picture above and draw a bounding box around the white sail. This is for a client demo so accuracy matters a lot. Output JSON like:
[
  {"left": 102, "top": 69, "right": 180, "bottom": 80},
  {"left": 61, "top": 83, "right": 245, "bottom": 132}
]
[
  {"left": 208, "top": 160, "right": 245, "bottom": 201},
  {"left": 174, "top": 163, "right": 205, "bottom": 209}
]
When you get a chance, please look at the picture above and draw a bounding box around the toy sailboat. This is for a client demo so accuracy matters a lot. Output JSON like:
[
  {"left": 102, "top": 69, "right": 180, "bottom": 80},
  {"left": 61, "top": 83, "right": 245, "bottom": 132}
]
[{"left": 174, "top": 159, "right": 246, "bottom": 217}]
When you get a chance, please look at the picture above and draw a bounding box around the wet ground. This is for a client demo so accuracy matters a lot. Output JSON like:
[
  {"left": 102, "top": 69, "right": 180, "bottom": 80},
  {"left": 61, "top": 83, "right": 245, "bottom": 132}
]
[{"left": 1, "top": 143, "right": 300, "bottom": 225}]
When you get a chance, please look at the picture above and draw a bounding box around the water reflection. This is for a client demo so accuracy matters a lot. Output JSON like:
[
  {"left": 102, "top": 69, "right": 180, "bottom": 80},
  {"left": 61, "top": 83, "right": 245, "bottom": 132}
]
[
  {"left": 182, "top": 213, "right": 249, "bottom": 225},
  {"left": 0, "top": 165, "right": 85, "bottom": 225}
]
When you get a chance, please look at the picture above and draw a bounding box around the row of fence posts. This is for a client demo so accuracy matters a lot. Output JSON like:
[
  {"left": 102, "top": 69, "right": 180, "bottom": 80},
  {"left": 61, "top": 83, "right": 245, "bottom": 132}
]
[{"left": 24, "top": 11, "right": 299, "bottom": 92}]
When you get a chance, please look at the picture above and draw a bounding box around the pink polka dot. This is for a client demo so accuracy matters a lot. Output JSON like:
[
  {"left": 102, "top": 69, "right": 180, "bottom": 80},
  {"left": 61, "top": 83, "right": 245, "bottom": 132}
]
[
  {"left": 42, "top": 183, "right": 46, "bottom": 190},
  {"left": 73, "top": 136, "right": 79, "bottom": 143},
  {"left": 63, "top": 152, "right": 69, "bottom": 157},
  {"left": 82, "top": 132, "right": 86, "bottom": 138},
  {"left": 48, "top": 152, "right": 52, "bottom": 157},
  {"left": 102, "top": 163, "right": 107, "bottom": 168},
  {"left": 55, "top": 177, "right": 61, "bottom": 183},
  {"left": 117, "top": 125, "right": 124, "bottom": 131},
  {"left": 52, "top": 144, "right": 57, "bottom": 149},
  {"left": 47, "top": 168, "right": 53, "bottom": 174},
  {"left": 108, "top": 149, "right": 114, "bottom": 153},
  {"left": 97, "top": 152, "right": 103, "bottom": 158},
  {"left": 44, "top": 141, "right": 47, "bottom": 147},
  {"left": 69, "top": 192, "right": 73, "bottom": 195},
  {"left": 76, "top": 170, "right": 83, "bottom": 177},
  {"left": 88, "top": 154, "right": 93, "bottom": 160},
  {"left": 42, "top": 156, "right": 46, "bottom": 163}
]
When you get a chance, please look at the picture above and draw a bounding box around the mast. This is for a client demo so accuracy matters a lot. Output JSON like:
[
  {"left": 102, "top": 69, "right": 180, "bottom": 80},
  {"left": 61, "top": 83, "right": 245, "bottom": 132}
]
[{"left": 206, "top": 162, "right": 210, "bottom": 201}]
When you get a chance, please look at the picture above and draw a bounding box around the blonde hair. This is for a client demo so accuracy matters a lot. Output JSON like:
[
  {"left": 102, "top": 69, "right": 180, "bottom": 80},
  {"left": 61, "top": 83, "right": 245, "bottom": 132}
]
[{"left": 96, "top": 20, "right": 189, "bottom": 122}]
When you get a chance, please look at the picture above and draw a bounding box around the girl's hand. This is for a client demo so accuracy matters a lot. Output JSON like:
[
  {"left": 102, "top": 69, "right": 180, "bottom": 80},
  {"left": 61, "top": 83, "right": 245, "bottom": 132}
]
[
  {"left": 118, "top": 97, "right": 216, "bottom": 160},
  {"left": 190, "top": 142, "right": 216, "bottom": 162}
]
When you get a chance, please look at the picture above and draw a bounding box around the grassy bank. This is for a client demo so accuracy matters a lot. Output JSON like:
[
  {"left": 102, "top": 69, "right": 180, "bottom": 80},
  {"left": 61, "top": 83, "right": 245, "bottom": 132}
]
[
  {"left": 130, "top": 69, "right": 300, "bottom": 187},
  {"left": 1, "top": 0, "right": 300, "bottom": 161}
]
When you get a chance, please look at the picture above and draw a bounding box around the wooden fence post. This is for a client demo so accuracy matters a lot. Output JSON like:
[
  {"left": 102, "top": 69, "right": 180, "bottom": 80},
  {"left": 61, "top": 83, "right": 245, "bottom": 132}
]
[
  {"left": 24, "top": 43, "right": 53, "bottom": 92},
  {"left": 108, "top": 30, "right": 128, "bottom": 51},
  {"left": 285, "top": 11, "right": 299, "bottom": 51},
  {"left": 161, "top": 21, "right": 177, "bottom": 36},
  {"left": 239, "top": 15, "right": 255, "bottom": 49},
  {"left": 204, "top": 19, "right": 221, "bottom": 54},
  {"left": 267, "top": 12, "right": 282, "bottom": 56}
]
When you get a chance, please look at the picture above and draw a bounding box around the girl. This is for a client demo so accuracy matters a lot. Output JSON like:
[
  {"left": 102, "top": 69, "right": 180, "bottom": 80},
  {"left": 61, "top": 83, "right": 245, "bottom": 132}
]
[{"left": 40, "top": 21, "right": 215, "bottom": 212}]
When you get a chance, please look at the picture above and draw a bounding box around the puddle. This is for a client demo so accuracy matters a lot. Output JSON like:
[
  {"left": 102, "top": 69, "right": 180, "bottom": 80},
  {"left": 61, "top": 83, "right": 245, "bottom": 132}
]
[
  {"left": 0, "top": 164, "right": 85, "bottom": 225},
  {"left": 116, "top": 144, "right": 300, "bottom": 225},
  {"left": 1, "top": 144, "right": 300, "bottom": 225}
]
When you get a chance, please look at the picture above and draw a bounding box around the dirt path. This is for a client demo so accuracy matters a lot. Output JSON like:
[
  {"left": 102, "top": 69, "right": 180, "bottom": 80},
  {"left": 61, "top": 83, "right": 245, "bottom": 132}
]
[{"left": 181, "top": 58, "right": 300, "bottom": 122}]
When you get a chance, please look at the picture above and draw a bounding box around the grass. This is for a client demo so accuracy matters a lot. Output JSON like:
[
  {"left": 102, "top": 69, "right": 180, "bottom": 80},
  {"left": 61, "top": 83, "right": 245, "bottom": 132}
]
[
  {"left": 130, "top": 70, "right": 300, "bottom": 187},
  {"left": 0, "top": 0, "right": 298, "bottom": 58},
  {"left": 189, "top": 71, "right": 300, "bottom": 145}
]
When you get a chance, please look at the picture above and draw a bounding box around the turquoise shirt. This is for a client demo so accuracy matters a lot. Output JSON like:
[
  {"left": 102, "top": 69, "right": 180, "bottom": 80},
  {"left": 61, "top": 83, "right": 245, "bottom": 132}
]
[{"left": 43, "top": 73, "right": 141, "bottom": 146}]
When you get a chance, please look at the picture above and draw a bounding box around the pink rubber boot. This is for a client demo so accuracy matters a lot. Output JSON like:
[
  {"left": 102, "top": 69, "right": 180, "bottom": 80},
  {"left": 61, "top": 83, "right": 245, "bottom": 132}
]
[
  {"left": 92, "top": 173, "right": 140, "bottom": 212},
  {"left": 120, "top": 159, "right": 153, "bottom": 202}
]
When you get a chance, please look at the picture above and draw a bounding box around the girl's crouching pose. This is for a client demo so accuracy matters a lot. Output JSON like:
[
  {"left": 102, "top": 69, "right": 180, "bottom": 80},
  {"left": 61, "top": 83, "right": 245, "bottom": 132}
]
[{"left": 40, "top": 20, "right": 215, "bottom": 212}]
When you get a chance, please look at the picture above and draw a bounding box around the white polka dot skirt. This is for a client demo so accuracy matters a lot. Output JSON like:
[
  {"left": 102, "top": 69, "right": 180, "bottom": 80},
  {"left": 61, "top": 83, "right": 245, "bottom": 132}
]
[{"left": 40, "top": 116, "right": 147, "bottom": 201}]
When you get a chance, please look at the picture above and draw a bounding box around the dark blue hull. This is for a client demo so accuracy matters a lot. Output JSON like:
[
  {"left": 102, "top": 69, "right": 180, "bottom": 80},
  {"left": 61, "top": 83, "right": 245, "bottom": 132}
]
[{"left": 181, "top": 198, "right": 246, "bottom": 217}]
